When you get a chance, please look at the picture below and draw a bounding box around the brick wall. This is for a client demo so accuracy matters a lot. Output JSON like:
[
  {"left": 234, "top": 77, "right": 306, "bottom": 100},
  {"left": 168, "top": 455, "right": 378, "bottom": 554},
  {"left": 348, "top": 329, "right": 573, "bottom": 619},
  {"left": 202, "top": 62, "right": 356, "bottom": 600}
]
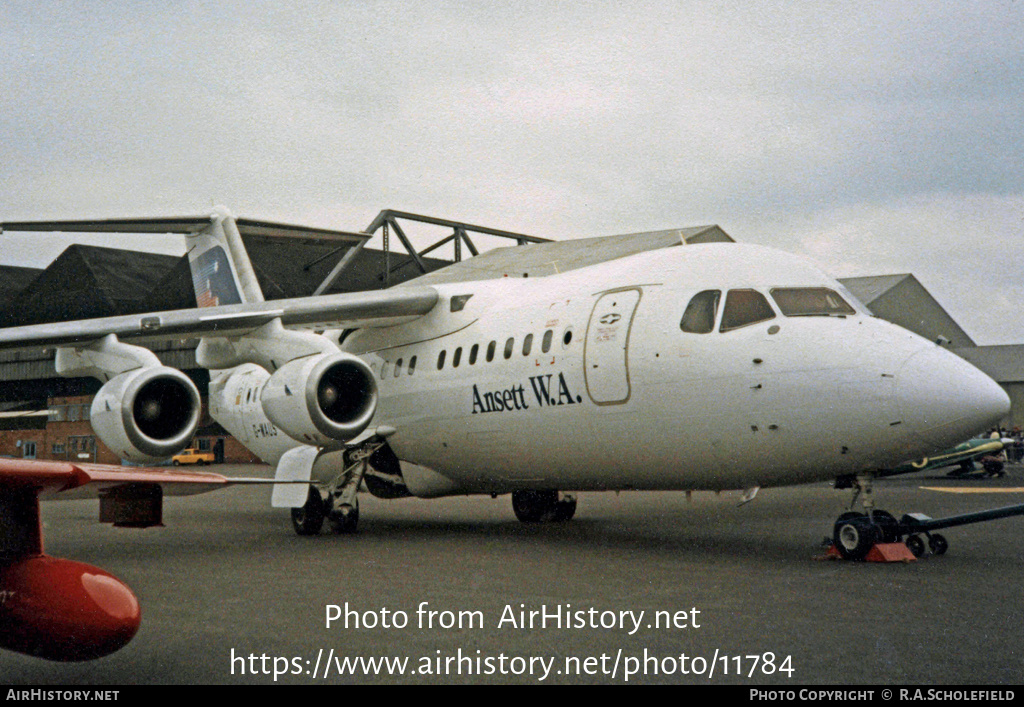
[{"left": 1, "top": 395, "right": 265, "bottom": 466}]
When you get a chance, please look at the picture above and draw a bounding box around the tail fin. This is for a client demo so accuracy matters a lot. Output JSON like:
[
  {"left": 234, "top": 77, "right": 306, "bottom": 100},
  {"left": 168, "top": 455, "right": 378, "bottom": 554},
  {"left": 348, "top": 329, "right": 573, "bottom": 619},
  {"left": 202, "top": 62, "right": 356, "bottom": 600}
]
[{"left": 186, "top": 206, "right": 264, "bottom": 307}]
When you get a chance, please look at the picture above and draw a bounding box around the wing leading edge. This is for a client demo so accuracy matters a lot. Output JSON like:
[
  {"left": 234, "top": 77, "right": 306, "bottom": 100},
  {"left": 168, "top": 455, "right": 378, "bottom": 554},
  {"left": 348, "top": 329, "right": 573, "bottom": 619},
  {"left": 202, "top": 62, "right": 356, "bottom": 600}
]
[{"left": 0, "top": 286, "right": 439, "bottom": 353}]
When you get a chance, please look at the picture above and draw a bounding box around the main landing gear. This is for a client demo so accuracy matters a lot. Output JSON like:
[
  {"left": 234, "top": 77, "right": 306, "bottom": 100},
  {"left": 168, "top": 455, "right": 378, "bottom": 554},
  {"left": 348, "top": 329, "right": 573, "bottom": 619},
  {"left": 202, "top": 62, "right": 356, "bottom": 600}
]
[
  {"left": 511, "top": 490, "right": 577, "bottom": 523},
  {"left": 291, "top": 443, "right": 382, "bottom": 536}
]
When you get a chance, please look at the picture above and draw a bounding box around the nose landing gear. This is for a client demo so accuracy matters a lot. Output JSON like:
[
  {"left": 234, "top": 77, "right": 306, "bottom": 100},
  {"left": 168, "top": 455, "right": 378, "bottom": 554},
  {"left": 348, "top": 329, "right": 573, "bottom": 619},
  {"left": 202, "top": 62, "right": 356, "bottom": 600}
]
[{"left": 830, "top": 473, "right": 1024, "bottom": 561}]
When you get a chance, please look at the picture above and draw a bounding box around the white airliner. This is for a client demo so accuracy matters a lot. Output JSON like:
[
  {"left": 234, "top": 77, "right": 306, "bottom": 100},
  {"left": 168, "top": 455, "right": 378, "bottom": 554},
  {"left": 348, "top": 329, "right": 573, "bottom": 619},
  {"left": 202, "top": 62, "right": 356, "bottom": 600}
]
[{"left": 0, "top": 208, "right": 1011, "bottom": 563}]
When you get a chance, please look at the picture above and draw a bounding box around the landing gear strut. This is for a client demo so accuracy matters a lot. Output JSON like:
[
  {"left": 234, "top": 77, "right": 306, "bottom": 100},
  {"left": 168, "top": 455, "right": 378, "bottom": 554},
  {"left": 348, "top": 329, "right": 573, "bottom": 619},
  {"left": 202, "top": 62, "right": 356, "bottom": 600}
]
[
  {"left": 511, "top": 490, "right": 577, "bottom": 522},
  {"left": 290, "top": 441, "right": 384, "bottom": 536},
  {"left": 832, "top": 475, "right": 888, "bottom": 560}
]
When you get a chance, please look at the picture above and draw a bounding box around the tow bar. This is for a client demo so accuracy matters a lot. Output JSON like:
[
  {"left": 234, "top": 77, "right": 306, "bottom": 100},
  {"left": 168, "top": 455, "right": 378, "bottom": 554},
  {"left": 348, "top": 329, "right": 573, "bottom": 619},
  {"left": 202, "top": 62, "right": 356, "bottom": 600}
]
[{"left": 896, "top": 502, "right": 1024, "bottom": 558}]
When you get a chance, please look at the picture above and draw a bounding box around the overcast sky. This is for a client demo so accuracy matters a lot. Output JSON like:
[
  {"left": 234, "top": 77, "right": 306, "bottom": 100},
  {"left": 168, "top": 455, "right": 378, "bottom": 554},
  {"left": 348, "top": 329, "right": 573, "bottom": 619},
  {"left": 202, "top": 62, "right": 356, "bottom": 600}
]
[{"left": 1, "top": 1, "right": 1021, "bottom": 343}]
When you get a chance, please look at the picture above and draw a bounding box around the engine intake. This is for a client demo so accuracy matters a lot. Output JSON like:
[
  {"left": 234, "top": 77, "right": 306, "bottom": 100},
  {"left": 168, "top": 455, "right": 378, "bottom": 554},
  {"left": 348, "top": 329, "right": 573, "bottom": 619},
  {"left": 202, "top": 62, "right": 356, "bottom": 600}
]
[
  {"left": 90, "top": 367, "right": 201, "bottom": 462},
  {"left": 261, "top": 353, "right": 377, "bottom": 445}
]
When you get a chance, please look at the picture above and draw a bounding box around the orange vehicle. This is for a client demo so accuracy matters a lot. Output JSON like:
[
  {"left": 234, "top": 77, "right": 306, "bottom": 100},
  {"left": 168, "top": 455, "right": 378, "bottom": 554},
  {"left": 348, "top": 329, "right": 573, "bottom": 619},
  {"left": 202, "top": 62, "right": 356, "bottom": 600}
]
[{"left": 171, "top": 448, "right": 215, "bottom": 466}]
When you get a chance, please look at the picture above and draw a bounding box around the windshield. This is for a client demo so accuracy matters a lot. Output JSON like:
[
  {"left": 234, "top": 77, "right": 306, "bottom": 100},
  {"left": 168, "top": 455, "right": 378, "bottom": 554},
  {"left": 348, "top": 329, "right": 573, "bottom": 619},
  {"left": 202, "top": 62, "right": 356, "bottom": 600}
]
[
  {"left": 770, "top": 288, "right": 856, "bottom": 317},
  {"left": 720, "top": 289, "right": 776, "bottom": 332}
]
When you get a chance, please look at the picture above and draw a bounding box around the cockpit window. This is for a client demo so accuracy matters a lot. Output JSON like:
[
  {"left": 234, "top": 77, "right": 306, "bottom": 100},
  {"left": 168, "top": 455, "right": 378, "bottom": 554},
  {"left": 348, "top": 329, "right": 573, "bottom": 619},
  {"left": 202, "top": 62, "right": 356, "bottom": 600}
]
[
  {"left": 720, "top": 289, "right": 776, "bottom": 332},
  {"left": 770, "top": 288, "right": 856, "bottom": 317},
  {"left": 680, "top": 290, "right": 721, "bottom": 334}
]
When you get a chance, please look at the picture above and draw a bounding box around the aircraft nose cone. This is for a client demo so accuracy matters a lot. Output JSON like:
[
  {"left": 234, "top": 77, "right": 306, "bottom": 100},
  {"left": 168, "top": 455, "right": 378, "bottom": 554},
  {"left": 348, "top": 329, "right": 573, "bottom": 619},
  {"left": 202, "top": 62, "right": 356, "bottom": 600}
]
[{"left": 896, "top": 347, "right": 1010, "bottom": 448}]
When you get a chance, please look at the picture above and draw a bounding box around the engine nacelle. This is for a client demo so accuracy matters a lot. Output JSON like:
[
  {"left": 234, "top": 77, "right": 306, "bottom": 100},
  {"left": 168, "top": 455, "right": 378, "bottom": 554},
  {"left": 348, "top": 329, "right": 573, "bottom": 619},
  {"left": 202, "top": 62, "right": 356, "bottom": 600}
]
[
  {"left": 90, "top": 367, "right": 202, "bottom": 463},
  {"left": 261, "top": 352, "right": 377, "bottom": 446}
]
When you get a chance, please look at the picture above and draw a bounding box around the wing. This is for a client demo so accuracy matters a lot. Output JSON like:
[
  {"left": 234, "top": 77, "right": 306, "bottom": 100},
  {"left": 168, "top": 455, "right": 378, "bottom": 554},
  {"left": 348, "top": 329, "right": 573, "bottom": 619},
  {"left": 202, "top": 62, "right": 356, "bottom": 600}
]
[
  {"left": 0, "top": 458, "right": 220, "bottom": 557},
  {"left": 0, "top": 457, "right": 238, "bottom": 497},
  {"left": 0, "top": 209, "right": 440, "bottom": 353},
  {"left": 0, "top": 457, "right": 289, "bottom": 555},
  {"left": 0, "top": 286, "right": 439, "bottom": 353}
]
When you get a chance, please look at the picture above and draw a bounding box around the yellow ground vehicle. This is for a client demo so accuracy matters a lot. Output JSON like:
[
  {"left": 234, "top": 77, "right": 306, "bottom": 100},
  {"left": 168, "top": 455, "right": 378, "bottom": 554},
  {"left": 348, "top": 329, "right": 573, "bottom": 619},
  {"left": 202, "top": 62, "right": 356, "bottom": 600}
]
[{"left": 171, "top": 448, "right": 215, "bottom": 466}]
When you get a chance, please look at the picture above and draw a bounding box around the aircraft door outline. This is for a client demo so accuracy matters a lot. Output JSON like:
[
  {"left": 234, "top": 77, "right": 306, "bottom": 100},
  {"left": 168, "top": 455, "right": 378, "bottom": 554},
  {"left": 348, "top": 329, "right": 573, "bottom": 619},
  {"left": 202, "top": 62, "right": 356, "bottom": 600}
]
[{"left": 584, "top": 288, "right": 642, "bottom": 406}]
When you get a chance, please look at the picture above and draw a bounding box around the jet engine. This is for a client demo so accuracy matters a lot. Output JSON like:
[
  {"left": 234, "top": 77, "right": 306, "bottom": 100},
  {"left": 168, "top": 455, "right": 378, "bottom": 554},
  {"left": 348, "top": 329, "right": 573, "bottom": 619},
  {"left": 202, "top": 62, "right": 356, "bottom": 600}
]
[
  {"left": 90, "top": 367, "right": 202, "bottom": 463},
  {"left": 260, "top": 352, "right": 378, "bottom": 446}
]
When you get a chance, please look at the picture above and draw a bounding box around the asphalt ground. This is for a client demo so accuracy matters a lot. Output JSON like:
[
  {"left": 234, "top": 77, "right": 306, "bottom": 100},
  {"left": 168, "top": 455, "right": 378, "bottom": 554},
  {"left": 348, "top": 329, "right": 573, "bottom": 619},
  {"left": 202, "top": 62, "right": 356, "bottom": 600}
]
[{"left": 4, "top": 463, "right": 1024, "bottom": 685}]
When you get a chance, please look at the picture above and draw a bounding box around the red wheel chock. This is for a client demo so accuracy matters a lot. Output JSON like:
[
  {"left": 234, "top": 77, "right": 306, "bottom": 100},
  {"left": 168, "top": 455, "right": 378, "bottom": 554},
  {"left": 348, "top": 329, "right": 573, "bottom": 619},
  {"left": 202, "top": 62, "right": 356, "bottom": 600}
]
[{"left": 821, "top": 542, "right": 916, "bottom": 562}]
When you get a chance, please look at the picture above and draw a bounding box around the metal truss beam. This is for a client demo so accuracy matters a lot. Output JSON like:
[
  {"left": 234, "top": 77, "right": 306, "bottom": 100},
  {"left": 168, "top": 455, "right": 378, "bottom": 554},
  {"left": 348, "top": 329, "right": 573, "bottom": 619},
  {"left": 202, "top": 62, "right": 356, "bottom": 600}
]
[{"left": 315, "top": 210, "right": 548, "bottom": 293}]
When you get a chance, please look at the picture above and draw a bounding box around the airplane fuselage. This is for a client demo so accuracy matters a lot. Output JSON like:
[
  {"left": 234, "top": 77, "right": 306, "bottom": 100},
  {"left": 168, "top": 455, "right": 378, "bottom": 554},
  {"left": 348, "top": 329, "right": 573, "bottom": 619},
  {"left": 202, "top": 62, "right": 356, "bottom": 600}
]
[{"left": 207, "top": 243, "right": 1007, "bottom": 497}]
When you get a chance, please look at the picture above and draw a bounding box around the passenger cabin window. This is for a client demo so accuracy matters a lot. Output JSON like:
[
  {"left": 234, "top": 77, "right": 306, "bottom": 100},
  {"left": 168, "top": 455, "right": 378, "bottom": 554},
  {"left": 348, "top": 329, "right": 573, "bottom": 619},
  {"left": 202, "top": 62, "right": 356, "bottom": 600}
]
[
  {"left": 504, "top": 337, "right": 514, "bottom": 359},
  {"left": 408, "top": 356, "right": 417, "bottom": 375},
  {"left": 469, "top": 344, "right": 479, "bottom": 365},
  {"left": 770, "top": 288, "right": 856, "bottom": 317},
  {"left": 542, "top": 329, "right": 553, "bottom": 353},
  {"left": 394, "top": 358, "right": 403, "bottom": 377},
  {"left": 437, "top": 350, "right": 446, "bottom": 370},
  {"left": 680, "top": 290, "right": 721, "bottom": 334},
  {"left": 720, "top": 289, "right": 776, "bottom": 332},
  {"left": 453, "top": 347, "right": 462, "bottom": 368},
  {"left": 486, "top": 341, "right": 496, "bottom": 362},
  {"left": 522, "top": 334, "right": 533, "bottom": 356}
]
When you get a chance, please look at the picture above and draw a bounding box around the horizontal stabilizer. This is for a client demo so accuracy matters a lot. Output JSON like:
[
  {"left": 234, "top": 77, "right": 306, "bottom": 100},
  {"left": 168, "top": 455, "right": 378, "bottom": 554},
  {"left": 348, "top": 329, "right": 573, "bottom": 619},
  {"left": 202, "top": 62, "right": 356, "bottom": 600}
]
[{"left": 1, "top": 213, "right": 370, "bottom": 246}]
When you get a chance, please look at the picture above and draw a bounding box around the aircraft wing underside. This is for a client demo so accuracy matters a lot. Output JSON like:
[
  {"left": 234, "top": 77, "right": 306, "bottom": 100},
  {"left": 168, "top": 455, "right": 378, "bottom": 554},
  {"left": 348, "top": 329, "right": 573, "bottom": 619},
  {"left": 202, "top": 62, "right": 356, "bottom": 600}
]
[{"left": 0, "top": 286, "right": 439, "bottom": 354}]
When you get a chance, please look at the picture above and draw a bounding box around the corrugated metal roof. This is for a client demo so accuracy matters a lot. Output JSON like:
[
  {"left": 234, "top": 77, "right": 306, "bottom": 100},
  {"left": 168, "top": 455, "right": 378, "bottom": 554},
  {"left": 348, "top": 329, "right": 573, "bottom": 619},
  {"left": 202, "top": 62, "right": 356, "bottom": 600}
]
[{"left": 405, "top": 226, "right": 733, "bottom": 286}]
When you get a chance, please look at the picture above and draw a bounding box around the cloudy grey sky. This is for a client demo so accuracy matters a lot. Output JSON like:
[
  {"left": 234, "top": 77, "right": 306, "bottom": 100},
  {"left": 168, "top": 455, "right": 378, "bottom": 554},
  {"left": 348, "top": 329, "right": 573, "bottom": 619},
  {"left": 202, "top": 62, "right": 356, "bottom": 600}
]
[{"left": 1, "top": 1, "right": 1021, "bottom": 343}]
